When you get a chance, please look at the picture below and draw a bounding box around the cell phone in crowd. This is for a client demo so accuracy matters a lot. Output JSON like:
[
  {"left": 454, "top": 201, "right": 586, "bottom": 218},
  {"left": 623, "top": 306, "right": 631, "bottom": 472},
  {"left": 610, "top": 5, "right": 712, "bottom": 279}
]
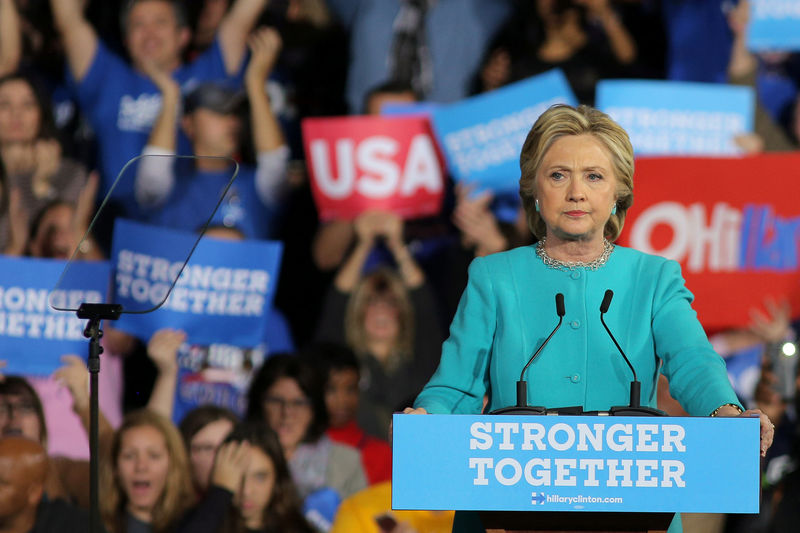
[
  {"left": 769, "top": 341, "right": 799, "bottom": 401},
  {"left": 375, "top": 512, "right": 398, "bottom": 532}
]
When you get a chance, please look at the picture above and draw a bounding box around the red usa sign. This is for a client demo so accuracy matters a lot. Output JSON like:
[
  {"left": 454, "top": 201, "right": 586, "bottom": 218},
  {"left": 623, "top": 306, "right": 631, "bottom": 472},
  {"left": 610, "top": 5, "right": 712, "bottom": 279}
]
[{"left": 302, "top": 116, "right": 445, "bottom": 221}]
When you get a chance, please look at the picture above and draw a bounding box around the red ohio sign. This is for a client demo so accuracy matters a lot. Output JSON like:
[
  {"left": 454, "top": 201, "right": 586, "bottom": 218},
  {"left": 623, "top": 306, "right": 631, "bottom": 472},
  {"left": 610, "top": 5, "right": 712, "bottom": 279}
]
[
  {"left": 302, "top": 116, "right": 446, "bottom": 221},
  {"left": 618, "top": 153, "right": 800, "bottom": 333}
]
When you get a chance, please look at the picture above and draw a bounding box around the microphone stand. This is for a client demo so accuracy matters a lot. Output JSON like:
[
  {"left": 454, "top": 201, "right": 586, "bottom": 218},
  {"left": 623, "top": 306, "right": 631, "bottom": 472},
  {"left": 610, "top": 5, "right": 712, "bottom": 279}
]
[
  {"left": 491, "top": 294, "right": 564, "bottom": 415},
  {"left": 599, "top": 291, "right": 664, "bottom": 417},
  {"left": 77, "top": 303, "right": 122, "bottom": 533}
]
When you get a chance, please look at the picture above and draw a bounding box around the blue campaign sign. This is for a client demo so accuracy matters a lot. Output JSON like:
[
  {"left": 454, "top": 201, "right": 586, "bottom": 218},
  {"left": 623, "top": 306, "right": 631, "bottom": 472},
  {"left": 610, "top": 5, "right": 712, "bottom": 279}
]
[
  {"left": 380, "top": 102, "right": 439, "bottom": 117},
  {"left": 596, "top": 80, "right": 755, "bottom": 156},
  {"left": 0, "top": 257, "right": 109, "bottom": 375},
  {"left": 393, "top": 415, "right": 760, "bottom": 513},
  {"left": 431, "top": 69, "right": 577, "bottom": 194},
  {"left": 111, "top": 219, "right": 283, "bottom": 346},
  {"left": 748, "top": 0, "right": 800, "bottom": 51}
]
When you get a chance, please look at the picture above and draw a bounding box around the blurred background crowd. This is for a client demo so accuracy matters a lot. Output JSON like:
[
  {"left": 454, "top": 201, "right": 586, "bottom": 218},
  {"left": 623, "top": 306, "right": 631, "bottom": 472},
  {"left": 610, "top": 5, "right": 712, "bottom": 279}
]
[{"left": 1, "top": 0, "right": 800, "bottom": 532}]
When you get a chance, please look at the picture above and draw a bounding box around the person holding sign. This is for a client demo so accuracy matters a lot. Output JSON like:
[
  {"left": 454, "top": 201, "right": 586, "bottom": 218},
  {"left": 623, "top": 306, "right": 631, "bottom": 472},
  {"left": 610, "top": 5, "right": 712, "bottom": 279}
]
[
  {"left": 135, "top": 26, "right": 289, "bottom": 240},
  {"left": 404, "top": 104, "right": 775, "bottom": 533},
  {"left": 316, "top": 210, "right": 444, "bottom": 441}
]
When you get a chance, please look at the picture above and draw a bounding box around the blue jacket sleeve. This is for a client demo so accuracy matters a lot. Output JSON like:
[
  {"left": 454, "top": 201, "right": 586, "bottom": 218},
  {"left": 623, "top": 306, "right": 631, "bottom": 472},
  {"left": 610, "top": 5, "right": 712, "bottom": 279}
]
[
  {"left": 652, "top": 259, "right": 742, "bottom": 416},
  {"left": 414, "top": 257, "right": 496, "bottom": 414}
]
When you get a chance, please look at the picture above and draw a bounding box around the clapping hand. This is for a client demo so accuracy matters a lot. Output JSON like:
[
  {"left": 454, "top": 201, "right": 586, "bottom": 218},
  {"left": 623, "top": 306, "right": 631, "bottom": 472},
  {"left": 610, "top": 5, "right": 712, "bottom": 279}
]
[
  {"left": 245, "top": 27, "right": 282, "bottom": 85},
  {"left": 147, "top": 328, "right": 186, "bottom": 375},
  {"left": 53, "top": 355, "right": 90, "bottom": 411}
]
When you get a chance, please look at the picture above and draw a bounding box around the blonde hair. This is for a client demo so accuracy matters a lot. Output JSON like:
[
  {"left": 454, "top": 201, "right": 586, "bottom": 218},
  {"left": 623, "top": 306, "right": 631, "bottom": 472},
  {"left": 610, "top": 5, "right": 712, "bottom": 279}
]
[
  {"left": 519, "top": 104, "right": 634, "bottom": 241},
  {"left": 344, "top": 268, "right": 414, "bottom": 371},
  {"left": 101, "top": 409, "right": 195, "bottom": 533}
]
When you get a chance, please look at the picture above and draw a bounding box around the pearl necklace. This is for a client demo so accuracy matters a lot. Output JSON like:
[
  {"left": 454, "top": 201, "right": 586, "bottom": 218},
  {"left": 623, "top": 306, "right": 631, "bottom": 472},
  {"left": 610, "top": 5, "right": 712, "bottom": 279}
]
[{"left": 535, "top": 237, "right": 614, "bottom": 271}]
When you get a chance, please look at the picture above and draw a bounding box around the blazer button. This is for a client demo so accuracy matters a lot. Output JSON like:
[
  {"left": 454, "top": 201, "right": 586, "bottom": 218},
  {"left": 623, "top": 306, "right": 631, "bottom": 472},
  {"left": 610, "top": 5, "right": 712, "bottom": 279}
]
[
  {"left": 570, "top": 374, "right": 581, "bottom": 383},
  {"left": 570, "top": 271, "right": 581, "bottom": 280},
  {"left": 570, "top": 320, "right": 580, "bottom": 329}
]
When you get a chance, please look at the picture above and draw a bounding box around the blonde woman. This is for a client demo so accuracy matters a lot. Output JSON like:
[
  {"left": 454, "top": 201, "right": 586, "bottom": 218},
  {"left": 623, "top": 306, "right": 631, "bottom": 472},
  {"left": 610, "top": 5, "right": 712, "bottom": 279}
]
[
  {"left": 315, "top": 210, "right": 444, "bottom": 439},
  {"left": 101, "top": 409, "right": 195, "bottom": 533}
]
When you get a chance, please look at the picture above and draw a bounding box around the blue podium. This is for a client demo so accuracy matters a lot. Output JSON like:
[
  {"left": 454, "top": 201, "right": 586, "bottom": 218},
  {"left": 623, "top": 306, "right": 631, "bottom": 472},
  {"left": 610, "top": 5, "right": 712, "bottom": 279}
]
[{"left": 392, "top": 414, "right": 760, "bottom": 532}]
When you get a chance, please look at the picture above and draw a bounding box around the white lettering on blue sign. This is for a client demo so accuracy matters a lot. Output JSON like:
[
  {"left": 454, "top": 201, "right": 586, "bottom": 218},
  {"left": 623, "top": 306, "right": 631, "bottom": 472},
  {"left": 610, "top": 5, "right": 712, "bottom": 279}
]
[
  {"left": 467, "top": 422, "right": 687, "bottom": 489},
  {"left": 115, "top": 249, "right": 269, "bottom": 317}
]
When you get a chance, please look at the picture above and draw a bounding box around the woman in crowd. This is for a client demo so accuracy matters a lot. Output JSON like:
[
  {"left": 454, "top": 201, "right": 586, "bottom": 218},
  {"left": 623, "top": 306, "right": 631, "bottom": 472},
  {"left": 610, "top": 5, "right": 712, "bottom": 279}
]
[
  {"left": 246, "top": 353, "right": 366, "bottom": 529},
  {"left": 315, "top": 210, "right": 444, "bottom": 439},
  {"left": 404, "top": 104, "right": 774, "bottom": 532},
  {"left": 100, "top": 409, "right": 195, "bottom": 533},
  {"left": 0, "top": 72, "right": 89, "bottom": 255},
  {"left": 179, "top": 405, "right": 239, "bottom": 496},
  {"left": 178, "top": 422, "right": 314, "bottom": 533}
]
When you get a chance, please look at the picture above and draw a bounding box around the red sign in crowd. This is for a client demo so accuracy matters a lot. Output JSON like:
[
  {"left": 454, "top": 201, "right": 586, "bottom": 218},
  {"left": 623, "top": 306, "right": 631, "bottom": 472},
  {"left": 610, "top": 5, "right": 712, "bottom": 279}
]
[
  {"left": 302, "top": 116, "right": 446, "bottom": 222},
  {"left": 618, "top": 153, "right": 800, "bottom": 332}
]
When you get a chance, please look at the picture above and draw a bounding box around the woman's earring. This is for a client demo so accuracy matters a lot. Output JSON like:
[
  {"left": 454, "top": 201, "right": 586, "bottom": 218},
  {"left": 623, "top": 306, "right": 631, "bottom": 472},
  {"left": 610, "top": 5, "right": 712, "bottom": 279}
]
[
  {"left": 535, "top": 199, "right": 540, "bottom": 212},
  {"left": 611, "top": 204, "right": 617, "bottom": 215}
]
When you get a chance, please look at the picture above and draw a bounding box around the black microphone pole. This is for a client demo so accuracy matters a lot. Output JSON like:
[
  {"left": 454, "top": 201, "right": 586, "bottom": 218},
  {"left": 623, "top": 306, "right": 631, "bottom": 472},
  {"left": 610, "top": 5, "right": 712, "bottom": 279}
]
[
  {"left": 601, "top": 290, "right": 664, "bottom": 416},
  {"left": 491, "top": 293, "right": 564, "bottom": 415}
]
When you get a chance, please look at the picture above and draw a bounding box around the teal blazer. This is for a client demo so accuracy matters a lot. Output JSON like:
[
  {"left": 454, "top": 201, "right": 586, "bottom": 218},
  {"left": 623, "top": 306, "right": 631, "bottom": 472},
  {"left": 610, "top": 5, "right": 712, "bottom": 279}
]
[{"left": 415, "top": 245, "right": 740, "bottom": 416}]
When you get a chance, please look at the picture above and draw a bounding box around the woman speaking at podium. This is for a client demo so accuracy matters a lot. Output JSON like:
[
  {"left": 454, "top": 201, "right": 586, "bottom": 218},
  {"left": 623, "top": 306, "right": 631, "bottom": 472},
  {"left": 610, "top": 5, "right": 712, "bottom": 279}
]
[{"left": 404, "top": 104, "right": 774, "bottom": 532}]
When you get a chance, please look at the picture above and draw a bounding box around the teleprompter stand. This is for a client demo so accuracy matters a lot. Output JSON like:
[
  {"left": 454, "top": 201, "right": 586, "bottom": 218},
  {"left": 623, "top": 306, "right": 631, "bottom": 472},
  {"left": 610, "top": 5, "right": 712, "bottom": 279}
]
[{"left": 78, "top": 303, "right": 122, "bottom": 533}]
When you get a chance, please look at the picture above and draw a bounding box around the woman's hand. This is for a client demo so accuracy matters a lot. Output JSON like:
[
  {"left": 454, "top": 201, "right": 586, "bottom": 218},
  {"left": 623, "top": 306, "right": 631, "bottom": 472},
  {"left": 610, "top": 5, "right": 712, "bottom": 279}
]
[
  {"left": 31, "top": 139, "right": 62, "bottom": 197},
  {"left": 716, "top": 406, "right": 775, "bottom": 457},
  {"left": 245, "top": 26, "right": 282, "bottom": 86},
  {"left": 402, "top": 407, "right": 428, "bottom": 415},
  {"left": 141, "top": 59, "right": 180, "bottom": 99},
  {"left": 748, "top": 296, "right": 791, "bottom": 344},
  {"left": 147, "top": 328, "right": 186, "bottom": 376},
  {"left": 53, "top": 355, "right": 90, "bottom": 412},
  {"left": 211, "top": 440, "right": 252, "bottom": 493},
  {"left": 354, "top": 210, "right": 384, "bottom": 245},
  {"left": 453, "top": 184, "right": 507, "bottom": 256},
  {"left": 380, "top": 211, "right": 404, "bottom": 251}
]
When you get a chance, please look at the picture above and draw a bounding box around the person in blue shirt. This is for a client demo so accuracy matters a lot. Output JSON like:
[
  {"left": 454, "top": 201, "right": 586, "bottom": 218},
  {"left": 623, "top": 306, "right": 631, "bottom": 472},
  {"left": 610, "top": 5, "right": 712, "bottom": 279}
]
[
  {"left": 48, "top": 0, "right": 270, "bottom": 219},
  {"left": 135, "top": 27, "right": 289, "bottom": 240}
]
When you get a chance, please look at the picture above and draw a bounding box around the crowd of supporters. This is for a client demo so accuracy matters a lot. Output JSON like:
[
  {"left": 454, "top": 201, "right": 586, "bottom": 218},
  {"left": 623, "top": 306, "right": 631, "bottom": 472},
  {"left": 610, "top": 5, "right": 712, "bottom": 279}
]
[{"left": 1, "top": 1, "right": 799, "bottom": 532}]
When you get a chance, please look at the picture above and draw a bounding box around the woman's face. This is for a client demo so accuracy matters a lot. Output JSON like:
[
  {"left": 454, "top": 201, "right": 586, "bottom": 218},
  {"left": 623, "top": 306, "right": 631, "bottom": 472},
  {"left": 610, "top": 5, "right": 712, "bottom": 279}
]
[
  {"left": 263, "top": 378, "right": 313, "bottom": 455},
  {"left": 188, "top": 418, "right": 234, "bottom": 492},
  {"left": 116, "top": 425, "right": 170, "bottom": 521},
  {"left": 534, "top": 134, "right": 618, "bottom": 244},
  {"left": 325, "top": 368, "right": 359, "bottom": 428},
  {"left": 234, "top": 447, "right": 275, "bottom": 530},
  {"left": 0, "top": 393, "right": 42, "bottom": 443},
  {"left": 0, "top": 80, "right": 41, "bottom": 144},
  {"left": 363, "top": 295, "right": 400, "bottom": 343}
]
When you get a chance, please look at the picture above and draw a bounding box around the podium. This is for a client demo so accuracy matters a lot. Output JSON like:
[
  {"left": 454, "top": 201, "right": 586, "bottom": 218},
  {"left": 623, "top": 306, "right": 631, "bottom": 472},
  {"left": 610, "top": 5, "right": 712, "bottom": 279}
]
[{"left": 392, "top": 415, "right": 760, "bottom": 533}]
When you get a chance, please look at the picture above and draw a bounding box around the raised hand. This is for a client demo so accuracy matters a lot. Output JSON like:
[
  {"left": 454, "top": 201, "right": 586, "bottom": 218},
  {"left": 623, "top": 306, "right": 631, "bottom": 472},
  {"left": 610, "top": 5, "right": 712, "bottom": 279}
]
[
  {"left": 53, "top": 354, "right": 90, "bottom": 411},
  {"left": 140, "top": 59, "right": 180, "bottom": 98},
  {"left": 749, "top": 296, "right": 792, "bottom": 344},
  {"left": 245, "top": 27, "right": 282, "bottom": 85},
  {"left": 147, "top": 328, "right": 186, "bottom": 375},
  {"left": 453, "top": 184, "right": 506, "bottom": 256},
  {"left": 31, "top": 139, "right": 62, "bottom": 198},
  {"left": 354, "top": 210, "right": 385, "bottom": 245}
]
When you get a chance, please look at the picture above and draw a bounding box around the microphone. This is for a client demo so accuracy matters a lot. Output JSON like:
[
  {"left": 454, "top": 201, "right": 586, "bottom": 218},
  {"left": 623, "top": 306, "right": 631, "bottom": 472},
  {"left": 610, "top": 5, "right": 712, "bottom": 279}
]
[
  {"left": 601, "top": 290, "right": 664, "bottom": 416},
  {"left": 491, "top": 293, "right": 564, "bottom": 415}
]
